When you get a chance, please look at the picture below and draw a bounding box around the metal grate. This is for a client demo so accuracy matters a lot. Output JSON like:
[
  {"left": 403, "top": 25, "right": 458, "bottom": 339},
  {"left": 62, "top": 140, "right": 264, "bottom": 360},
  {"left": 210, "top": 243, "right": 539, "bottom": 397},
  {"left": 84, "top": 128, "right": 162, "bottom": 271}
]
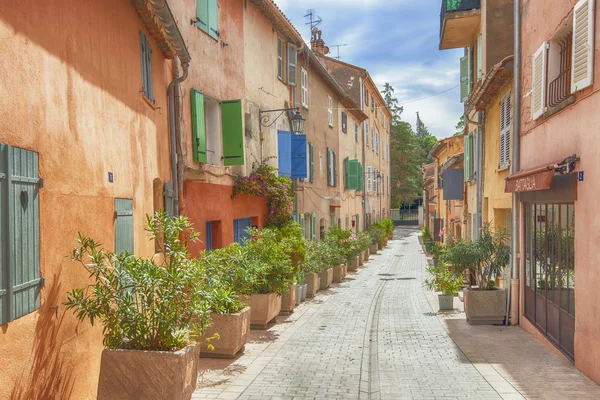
[{"left": 548, "top": 33, "right": 573, "bottom": 108}]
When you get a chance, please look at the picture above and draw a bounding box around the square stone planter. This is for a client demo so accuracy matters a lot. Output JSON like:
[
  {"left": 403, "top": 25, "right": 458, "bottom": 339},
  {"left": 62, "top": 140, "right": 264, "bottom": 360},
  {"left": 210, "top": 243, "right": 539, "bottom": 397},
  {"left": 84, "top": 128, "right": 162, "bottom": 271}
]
[
  {"left": 341, "top": 264, "right": 347, "bottom": 279},
  {"left": 305, "top": 273, "right": 319, "bottom": 297},
  {"left": 319, "top": 268, "right": 333, "bottom": 290},
  {"left": 369, "top": 243, "right": 378, "bottom": 254},
  {"left": 281, "top": 283, "right": 297, "bottom": 314},
  {"left": 250, "top": 293, "right": 281, "bottom": 329},
  {"left": 464, "top": 288, "right": 507, "bottom": 325},
  {"left": 200, "top": 307, "right": 250, "bottom": 359},
  {"left": 364, "top": 249, "right": 370, "bottom": 262},
  {"left": 301, "top": 284, "right": 307, "bottom": 301},
  {"left": 97, "top": 345, "right": 199, "bottom": 400},
  {"left": 333, "top": 265, "right": 344, "bottom": 282},
  {"left": 295, "top": 284, "right": 302, "bottom": 305},
  {"left": 350, "top": 256, "right": 359, "bottom": 271},
  {"left": 438, "top": 295, "right": 454, "bottom": 311}
]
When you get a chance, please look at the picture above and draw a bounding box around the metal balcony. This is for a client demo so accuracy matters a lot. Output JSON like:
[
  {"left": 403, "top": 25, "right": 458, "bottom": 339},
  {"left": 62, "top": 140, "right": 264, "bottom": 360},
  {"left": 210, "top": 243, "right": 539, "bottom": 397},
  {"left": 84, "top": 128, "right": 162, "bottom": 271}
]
[{"left": 439, "top": 0, "right": 481, "bottom": 50}]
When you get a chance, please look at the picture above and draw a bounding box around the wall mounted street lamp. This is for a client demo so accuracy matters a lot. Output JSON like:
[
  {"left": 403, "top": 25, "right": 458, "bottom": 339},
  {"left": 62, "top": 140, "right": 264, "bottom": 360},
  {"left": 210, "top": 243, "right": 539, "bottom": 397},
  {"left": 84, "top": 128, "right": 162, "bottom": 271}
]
[{"left": 259, "top": 107, "right": 306, "bottom": 135}]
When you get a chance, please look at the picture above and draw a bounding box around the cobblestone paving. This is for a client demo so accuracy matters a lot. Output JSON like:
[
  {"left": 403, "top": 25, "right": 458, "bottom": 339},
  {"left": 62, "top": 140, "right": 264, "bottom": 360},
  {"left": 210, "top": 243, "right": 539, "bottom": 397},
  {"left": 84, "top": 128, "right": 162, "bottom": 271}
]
[{"left": 193, "top": 228, "right": 600, "bottom": 400}]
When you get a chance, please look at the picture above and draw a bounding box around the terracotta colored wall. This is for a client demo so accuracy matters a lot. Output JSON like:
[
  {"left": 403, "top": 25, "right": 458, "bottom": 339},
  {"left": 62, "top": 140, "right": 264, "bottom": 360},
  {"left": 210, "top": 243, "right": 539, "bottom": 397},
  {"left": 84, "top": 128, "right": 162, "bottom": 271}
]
[
  {"left": 0, "top": 0, "right": 172, "bottom": 398},
  {"left": 183, "top": 182, "right": 267, "bottom": 254},
  {"left": 520, "top": 0, "right": 600, "bottom": 384}
]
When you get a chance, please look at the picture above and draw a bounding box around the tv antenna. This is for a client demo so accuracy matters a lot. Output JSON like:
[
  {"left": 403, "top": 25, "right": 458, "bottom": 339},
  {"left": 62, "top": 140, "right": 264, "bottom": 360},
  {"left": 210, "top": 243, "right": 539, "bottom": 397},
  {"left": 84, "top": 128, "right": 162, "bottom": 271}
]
[
  {"left": 329, "top": 44, "right": 348, "bottom": 59},
  {"left": 304, "top": 9, "right": 322, "bottom": 33}
]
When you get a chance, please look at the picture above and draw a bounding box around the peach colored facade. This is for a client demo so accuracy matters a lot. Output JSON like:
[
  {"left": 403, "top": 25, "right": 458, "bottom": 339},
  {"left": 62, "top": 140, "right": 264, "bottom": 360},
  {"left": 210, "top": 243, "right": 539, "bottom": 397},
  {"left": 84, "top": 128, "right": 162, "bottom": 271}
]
[
  {"left": 518, "top": 0, "right": 600, "bottom": 384},
  {"left": 0, "top": 0, "right": 175, "bottom": 397}
]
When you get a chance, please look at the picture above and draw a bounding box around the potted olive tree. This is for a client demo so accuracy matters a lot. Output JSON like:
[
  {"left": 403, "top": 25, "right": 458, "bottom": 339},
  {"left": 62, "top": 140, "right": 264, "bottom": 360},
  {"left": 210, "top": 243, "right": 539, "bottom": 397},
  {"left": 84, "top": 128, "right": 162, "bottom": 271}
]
[
  {"left": 447, "top": 224, "right": 511, "bottom": 324},
  {"left": 276, "top": 222, "right": 306, "bottom": 314},
  {"left": 64, "top": 212, "right": 210, "bottom": 400}
]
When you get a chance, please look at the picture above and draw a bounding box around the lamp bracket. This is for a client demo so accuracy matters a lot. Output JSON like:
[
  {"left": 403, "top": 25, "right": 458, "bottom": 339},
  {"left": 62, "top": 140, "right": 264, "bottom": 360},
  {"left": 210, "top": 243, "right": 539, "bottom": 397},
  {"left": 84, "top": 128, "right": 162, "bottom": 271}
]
[{"left": 259, "top": 107, "right": 300, "bottom": 128}]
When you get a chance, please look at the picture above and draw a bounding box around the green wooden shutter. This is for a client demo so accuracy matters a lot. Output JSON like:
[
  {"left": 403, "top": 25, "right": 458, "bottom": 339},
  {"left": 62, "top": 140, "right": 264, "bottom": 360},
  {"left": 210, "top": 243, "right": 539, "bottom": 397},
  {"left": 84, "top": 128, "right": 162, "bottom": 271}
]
[
  {"left": 309, "top": 143, "right": 314, "bottom": 183},
  {"left": 221, "top": 100, "right": 244, "bottom": 166},
  {"left": 208, "top": 0, "right": 219, "bottom": 39},
  {"left": 343, "top": 157, "right": 349, "bottom": 189},
  {"left": 348, "top": 159, "right": 359, "bottom": 190},
  {"left": 333, "top": 151, "right": 338, "bottom": 187},
  {"left": 115, "top": 198, "right": 134, "bottom": 255},
  {"left": 191, "top": 89, "right": 207, "bottom": 163},
  {"left": 358, "top": 162, "right": 364, "bottom": 192},
  {"left": 299, "top": 213, "right": 305, "bottom": 233},
  {"left": 197, "top": 0, "right": 209, "bottom": 32},
  {"left": 311, "top": 213, "right": 317, "bottom": 241},
  {"left": 1, "top": 145, "right": 41, "bottom": 323},
  {"left": 460, "top": 47, "right": 472, "bottom": 103},
  {"left": 326, "top": 148, "right": 331, "bottom": 186}
]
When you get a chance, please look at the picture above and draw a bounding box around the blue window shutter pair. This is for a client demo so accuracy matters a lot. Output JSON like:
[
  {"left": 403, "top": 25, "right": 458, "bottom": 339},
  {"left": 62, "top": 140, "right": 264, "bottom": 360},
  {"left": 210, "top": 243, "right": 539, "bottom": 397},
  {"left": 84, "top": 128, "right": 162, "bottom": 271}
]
[{"left": 278, "top": 131, "right": 307, "bottom": 179}]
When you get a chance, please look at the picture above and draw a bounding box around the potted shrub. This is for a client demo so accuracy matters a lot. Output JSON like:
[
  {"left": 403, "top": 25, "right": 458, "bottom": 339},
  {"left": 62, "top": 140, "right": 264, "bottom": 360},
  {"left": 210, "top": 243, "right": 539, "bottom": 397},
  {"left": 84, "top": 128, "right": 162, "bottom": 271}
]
[
  {"left": 304, "top": 241, "right": 325, "bottom": 297},
  {"left": 446, "top": 224, "right": 511, "bottom": 325},
  {"left": 195, "top": 244, "right": 253, "bottom": 358},
  {"left": 64, "top": 212, "right": 209, "bottom": 400},
  {"left": 381, "top": 218, "right": 394, "bottom": 240},
  {"left": 424, "top": 262, "right": 463, "bottom": 311},
  {"left": 368, "top": 224, "right": 385, "bottom": 254},
  {"left": 357, "top": 231, "right": 370, "bottom": 264}
]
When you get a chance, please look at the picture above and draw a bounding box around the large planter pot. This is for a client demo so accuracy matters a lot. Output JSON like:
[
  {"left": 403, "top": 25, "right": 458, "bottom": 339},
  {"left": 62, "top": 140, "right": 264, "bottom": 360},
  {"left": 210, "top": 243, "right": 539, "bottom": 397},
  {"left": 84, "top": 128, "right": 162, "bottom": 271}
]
[
  {"left": 438, "top": 295, "right": 454, "bottom": 311},
  {"left": 281, "top": 283, "right": 297, "bottom": 314},
  {"left": 388, "top": 233, "right": 393, "bottom": 240},
  {"left": 369, "top": 243, "right": 378, "bottom": 254},
  {"left": 358, "top": 251, "right": 364, "bottom": 266},
  {"left": 250, "top": 293, "right": 282, "bottom": 329},
  {"left": 97, "top": 345, "right": 199, "bottom": 400},
  {"left": 319, "top": 268, "right": 333, "bottom": 290},
  {"left": 302, "top": 284, "right": 307, "bottom": 301},
  {"left": 364, "top": 250, "right": 370, "bottom": 262},
  {"left": 295, "top": 284, "right": 302, "bottom": 305},
  {"left": 200, "top": 307, "right": 250, "bottom": 359},
  {"left": 341, "top": 264, "right": 347, "bottom": 279},
  {"left": 332, "top": 265, "right": 344, "bottom": 283},
  {"left": 305, "top": 273, "right": 319, "bottom": 297},
  {"left": 383, "top": 239, "right": 388, "bottom": 247},
  {"left": 463, "top": 288, "right": 507, "bottom": 325}
]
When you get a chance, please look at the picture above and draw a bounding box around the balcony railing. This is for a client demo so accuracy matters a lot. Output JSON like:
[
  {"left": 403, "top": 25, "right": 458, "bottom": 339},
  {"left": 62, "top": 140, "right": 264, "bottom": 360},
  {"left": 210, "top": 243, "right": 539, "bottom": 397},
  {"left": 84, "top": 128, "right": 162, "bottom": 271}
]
[{"left": 440, "top": 0, "right": 481, "bottom": 38}]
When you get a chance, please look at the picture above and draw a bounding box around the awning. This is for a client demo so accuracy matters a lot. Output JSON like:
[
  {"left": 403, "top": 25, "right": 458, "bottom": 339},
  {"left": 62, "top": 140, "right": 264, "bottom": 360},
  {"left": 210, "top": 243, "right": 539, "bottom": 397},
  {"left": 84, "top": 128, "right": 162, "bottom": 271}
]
[
  {"left": 329, "top": 198, "right": 341, "bottom": 208},
  {"left": 505, "top": 157, "right": 571, "bottom": 193}
]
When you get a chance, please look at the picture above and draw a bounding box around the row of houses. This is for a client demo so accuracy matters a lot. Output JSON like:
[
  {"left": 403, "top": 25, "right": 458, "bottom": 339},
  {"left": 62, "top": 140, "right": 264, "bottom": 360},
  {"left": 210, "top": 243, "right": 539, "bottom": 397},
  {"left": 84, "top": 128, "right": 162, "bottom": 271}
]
[
  {"left": 425, "top": 0, "right": 599, "bottom": 385},
  {"left": 0, "top": 0, "right": 391, "bottom": 397}
]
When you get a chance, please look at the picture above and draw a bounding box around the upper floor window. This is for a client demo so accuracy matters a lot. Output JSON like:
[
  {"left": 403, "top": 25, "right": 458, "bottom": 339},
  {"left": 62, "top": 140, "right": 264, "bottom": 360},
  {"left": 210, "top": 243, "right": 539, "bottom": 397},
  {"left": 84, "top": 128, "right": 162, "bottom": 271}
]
[
  {"left": 196, "top": 0, "right": 219, "bottom": 40},
  {"left": 355, "top": 124, "right": 359, "bottom": 142},
  {"left": 499, "top": 93, "right": 511, "bottom": 168},
  {"left": 341, "top": 111, "right": 347, "bottom": 133},
  {"left": 328, "top": 96, "right": 333, "bottom": 127},
  {"left": 365, "top": 121, "right": 369, "bottom": 146},
  {"left": 287, "top": 43, "right": 297, "bottom": 86},
  {"left": 139, "top": 31, "right": 154, "bottom": 103},
  {"left": 301, "top": 68, "right": 309, "bottom": 108},
  {"left": 277, "top": 36, "right": 283, "bottom": 80},
  {"left": 371, "top": 96, "right": 375, "bottom": 112}
]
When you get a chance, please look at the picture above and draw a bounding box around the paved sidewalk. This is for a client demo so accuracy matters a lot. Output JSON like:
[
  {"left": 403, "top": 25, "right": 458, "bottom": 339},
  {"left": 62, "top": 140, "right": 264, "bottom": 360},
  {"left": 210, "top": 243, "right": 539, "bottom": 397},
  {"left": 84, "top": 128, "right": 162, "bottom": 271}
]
[{"left": 193, "top": 228, "right": 600, "bottom": 400}]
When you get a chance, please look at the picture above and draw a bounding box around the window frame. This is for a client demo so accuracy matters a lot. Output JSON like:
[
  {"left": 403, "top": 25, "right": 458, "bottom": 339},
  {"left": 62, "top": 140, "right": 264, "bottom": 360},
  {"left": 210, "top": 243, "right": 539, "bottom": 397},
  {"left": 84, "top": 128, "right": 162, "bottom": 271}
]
[
  {"left": 328, "top": 96, "right": 333, "bottom": 127},
  {"left": 139, "top": 30, "right": 154, "bottom": 104},
  {"left": 301, "top": 68, "right": 309, "bottom": 108},
  {"left": 277, "top": 36, "right": 284, "bottom": 81}
]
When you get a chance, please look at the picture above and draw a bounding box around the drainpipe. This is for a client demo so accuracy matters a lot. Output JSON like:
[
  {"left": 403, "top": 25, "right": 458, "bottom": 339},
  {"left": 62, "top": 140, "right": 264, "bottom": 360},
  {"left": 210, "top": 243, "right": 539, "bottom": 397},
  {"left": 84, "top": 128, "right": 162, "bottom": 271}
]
[
  {"left": 171, "top": 60, "right": 189, "bottom": 217},
  {"left": 509, "top": 0, "right": 522, "bottom": 326},
  {"left": 475, "top": 111, "right": 484, "bottom": 240},
  {"left": 362, "top": 121, "right": 367, "bottom": 230}
]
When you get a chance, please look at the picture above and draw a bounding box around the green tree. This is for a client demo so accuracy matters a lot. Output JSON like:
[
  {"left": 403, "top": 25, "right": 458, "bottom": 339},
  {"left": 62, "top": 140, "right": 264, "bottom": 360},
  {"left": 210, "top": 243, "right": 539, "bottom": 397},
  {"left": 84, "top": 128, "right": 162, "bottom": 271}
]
[{"left": 454, "top": 115, "right": 465, "bottom": 136}]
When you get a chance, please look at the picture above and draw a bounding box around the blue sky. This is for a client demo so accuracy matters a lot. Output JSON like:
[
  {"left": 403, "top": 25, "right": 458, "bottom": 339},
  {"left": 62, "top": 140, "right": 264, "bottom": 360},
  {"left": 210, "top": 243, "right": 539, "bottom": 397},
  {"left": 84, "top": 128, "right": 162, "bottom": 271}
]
[{"left": 276, "top": 0, "right": 463, "bottom": 139}]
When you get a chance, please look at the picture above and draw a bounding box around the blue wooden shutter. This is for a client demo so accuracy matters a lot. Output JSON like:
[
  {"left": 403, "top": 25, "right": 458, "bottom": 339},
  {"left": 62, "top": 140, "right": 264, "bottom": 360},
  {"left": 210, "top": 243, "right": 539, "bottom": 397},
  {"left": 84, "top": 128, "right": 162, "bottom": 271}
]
[
  {"left": 309, "top": 143, "right": 314, "bottom": 183},
  {"left": 221, "top": 100, "right": 244, "bottom": 166},
  {"left": 205, "top": 221, "right": 213, "bottom": 251},
  {"left": 278, "top": 130, "right": 292, "bottom": 177},
  {"left": 208, "top": 0, "right": 219, "bottom": 39},
  {"left": 1, "top": 145, "right": 41, "bottom": 323},
  {"left": 191, "top": 89, "right": 207, "bottom": 163},
  {"left": 115, "top": 198, "right": 134, "bottom": 255},
  {"left": 196, "top": 0, "right": 209, "bottom": 32},
  {"left": 234, "top": 217, "right": 252, "bottom": 244},
  {"left": 291, "top": 134, "right": 307, "bottom": 179},
  {"left": 341, "top": 112, "right": 347, "bottom": 133},
  {"left": 299, "top": 214, "right": 305, "bottom": 236}
]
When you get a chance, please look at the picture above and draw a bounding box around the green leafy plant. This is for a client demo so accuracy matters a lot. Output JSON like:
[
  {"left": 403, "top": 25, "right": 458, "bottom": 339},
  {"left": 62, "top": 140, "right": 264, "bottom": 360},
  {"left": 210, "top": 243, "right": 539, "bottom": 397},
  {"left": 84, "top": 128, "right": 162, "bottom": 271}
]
[
  {"left": 324, "top": 226, "right": 361, "bottom": 264},
  {"left": 357, "top": 231, "right": 371, "bottom": 252},
  {"left": 421, "top": 226, "right": 432, "bottom": 242},
  {"left": 424, "top": 262, "right": 463, "bottom": 296},
  {"left": 380, "top": 218, "right": 394, "bottom": 237},
  {"left": 232, "top": 160, "right": 294, "bottom": 228},
  {"left": 303, "top": 240, "right": 326, "bottom": 274},
  {"left": 64, "top": 211, "right": 211, "bottom": 351},
  {"left": 367, "top": 223, "right": 386, "bottom": 247}
]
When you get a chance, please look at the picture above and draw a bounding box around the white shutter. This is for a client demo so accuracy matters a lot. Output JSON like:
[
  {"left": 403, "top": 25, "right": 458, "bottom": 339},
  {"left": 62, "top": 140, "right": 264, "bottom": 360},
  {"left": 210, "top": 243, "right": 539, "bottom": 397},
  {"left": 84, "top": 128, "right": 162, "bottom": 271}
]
[
  {"left": 531, "top": 42, "right": 547, "bottom": 120},
  {"left": 287, "top": 43, "right": 297, "bottom": 86},
  {"left": 572, "top": 0, "right": 595, "bottom": 92},
  {"left": 367, "top": 166, "right": 372, "bottom": 192},
  {"left": 301, "top": 68, "right": 308, "bottom": 107}
]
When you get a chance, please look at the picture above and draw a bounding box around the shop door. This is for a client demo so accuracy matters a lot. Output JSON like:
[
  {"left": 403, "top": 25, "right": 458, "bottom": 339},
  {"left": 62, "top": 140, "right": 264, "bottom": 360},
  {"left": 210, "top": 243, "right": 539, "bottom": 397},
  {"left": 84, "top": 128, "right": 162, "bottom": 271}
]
[{"left": 524, "top": 204, "right": 575, "bottom": 360}]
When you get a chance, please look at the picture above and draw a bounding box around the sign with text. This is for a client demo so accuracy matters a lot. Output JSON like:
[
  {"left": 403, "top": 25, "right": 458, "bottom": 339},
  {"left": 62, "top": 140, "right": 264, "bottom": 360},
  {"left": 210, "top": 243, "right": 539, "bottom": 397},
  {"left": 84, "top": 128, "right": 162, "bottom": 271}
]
[{"left": 505, "top": 169, "right": 554, "bottom": 193}]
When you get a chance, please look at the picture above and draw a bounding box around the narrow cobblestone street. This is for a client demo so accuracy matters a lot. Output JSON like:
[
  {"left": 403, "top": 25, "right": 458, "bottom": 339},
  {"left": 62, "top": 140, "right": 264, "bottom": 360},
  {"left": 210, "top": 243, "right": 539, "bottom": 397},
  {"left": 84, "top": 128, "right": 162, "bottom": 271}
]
[{"left": 193, "top": 229, "right": 600, "bottom": 400}]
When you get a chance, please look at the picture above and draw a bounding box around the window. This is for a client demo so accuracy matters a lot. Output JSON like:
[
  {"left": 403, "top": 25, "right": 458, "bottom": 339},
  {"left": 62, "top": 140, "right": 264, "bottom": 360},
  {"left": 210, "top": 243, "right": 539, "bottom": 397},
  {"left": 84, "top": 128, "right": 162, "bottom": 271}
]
[
  {"left": 301, "top": 68, "right": 308, "bottom": 107},
  {"left": 365, "top": 88, "right": 369, "bottom": 106},
  {"left": 376, "top": 132, "right": 379, "bottom": 154},
  {"left": 531, "top": 42, "right": 547, "bottom": 120},
  {"left": 205, "top": 221, "right": 213, "bottom": 251},
  {"left": 233, "top": 217, "right": 252, "bottom": 244},
  {"left": 354, "top": 124, "right": 359, "bottom": 142},
  {"left": 345, "top": 159, "right": 360, "bottom": 190},
  {"left": 139, "top": 31, "right": 154, "bottom": 103},
  {"left": 366, "top": 165, "right": 372, "bottom": 192},
  {"left": 464, "top": 133, "right": 474, "bottom": 182},
  {"left": 287, "top": 43, "right": 297, "bottom": 86},
  {"left": 476, "top": 33, "right": 483, "bottom": 80},
  {"left": 571, "top": 0, "right": 595, "bottom": 91},
  {"left": 319, "top": 154, "right": 323, "bottom": 174},
  {"left": 277, "top": 37, "right": 283, "bottom": 80},
  {"left": 341, "top": 111, "right": 347, "bottom": 133},
  {"left": 278, "top": 131, "right": 307, "bottom": 178},
  {"left": 196, "top": 0, "right": 219, "bottom": 40},
  {"left": 460, "top": 46, "right": 472, "bottom": 103},
  {"left": 365, "top": 121, "right": 369, "bottom": 146},
  {"left": 371, "top": 96, "right": 375, "bottom": 112},
  {"left": 499, "top": 93, "right": 511, "bottom": 168},
  {"left": 0, "top": 144, "right": 41, "bottom": 325},
  {"left": 328, "top": 96, "right": 333, "bottom": 127},
  {"left": 326, "top": 148, "right": 337, "bottom": 186},
  {"left": 371, "top": 129, "right": 374, "bottom": 152},
  {"left": 308, "top": 142, "right": 315, "bottom": 183},
  {"left": 360, "top": 78, "right": 364, "bottom": 110},
  {"left": 548, "top": 29, "right": 572, "bottom": 108}
]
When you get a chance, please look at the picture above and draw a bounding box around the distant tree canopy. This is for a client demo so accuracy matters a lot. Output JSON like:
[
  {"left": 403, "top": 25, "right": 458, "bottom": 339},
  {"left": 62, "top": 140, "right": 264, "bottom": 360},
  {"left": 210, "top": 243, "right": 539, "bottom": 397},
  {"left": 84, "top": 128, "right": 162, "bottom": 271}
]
[{"left": 382, "top": 83, "right": 438, "bottom": 208}]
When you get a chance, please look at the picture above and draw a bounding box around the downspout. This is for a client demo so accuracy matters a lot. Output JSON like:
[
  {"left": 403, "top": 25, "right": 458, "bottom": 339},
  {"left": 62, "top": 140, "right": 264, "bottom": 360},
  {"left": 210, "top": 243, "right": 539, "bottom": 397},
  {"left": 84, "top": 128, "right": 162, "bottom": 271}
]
[
  {"left": 475, "top": 111, "right": 484, "bottom": 240},
  {"left": 510, "top": 0, "right": 522, "bottom": 326},
  {"left": 171, "top": 60, "right": 189, "bottom": 217},
  {"left": 362, "top": 122, "right": 367, "bottom": 230}
]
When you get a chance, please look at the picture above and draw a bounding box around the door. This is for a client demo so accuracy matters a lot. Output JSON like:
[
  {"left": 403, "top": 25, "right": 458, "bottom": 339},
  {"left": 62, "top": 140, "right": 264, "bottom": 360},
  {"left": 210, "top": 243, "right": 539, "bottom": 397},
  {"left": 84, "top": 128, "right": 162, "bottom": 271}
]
[
  {"left": 233, "top": 217, "right": 252, "bottom": 244},
  {"left": 206, "top": 221, "right": 213, "bottom": 251},
  {"left": 524, "top": 203, "right": 575, "bottom": 360}
]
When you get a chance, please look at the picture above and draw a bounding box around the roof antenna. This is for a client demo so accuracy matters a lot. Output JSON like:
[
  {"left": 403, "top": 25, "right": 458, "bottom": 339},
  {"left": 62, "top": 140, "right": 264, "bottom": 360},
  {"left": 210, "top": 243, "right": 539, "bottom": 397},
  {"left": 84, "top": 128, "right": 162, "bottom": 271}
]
[
  {"left": 329, "top": 44, "right": 348, "bottom": 59},
  {"left": 304, "top": 9, "right": 322, "bottom": 35}
]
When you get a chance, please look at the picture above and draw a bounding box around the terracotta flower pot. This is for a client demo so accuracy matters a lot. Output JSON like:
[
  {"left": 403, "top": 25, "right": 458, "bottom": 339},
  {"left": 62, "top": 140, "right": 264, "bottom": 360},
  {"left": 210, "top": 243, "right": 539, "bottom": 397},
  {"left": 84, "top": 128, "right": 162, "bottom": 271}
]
[
  {"left": 281, "top": 283, "right": 297, "bottom": 314},
  {"left": 305, "top": 273, "right": 319, "bottom": 297},
  {"left": 319, "top": 268, "right": 333, "bottom": 290},
  {"left": 250, "top": 293, "right": 281, "bottom": 329},
  {"left": 341, "top": 264, "right": 347, "bottom": 279},
  {"left": 333, "top": 265, "right": 344, "bottom": 282},
  {"left": 383, "top": 239, "right": 388, "bottom": 247},
  {"left": 97, "top": 345, "right": 200, "bottom": 400},
  {"left": 463, "top": 288, "right": 507, "bottom": 325},
  {"left": 200, "top": 307, "right": 250, "bottom": 359},
  {"left": 369, "top": 243, "right": 378, "bottom": 254}
]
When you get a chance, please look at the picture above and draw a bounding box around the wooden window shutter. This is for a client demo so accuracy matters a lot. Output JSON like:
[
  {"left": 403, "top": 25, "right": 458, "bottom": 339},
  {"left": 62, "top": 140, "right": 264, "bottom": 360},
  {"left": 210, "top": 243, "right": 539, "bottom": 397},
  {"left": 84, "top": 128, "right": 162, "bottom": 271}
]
[
  {"left": 0, "top": 144, "right": 41, "bottom": 324},
  {"left": 532, "top": 42, "right": 547, "bottom": 120},
  {"left": 477, "top": 33, "right": 483, "bottom": 80},
  {"left": 572, "top": 0, "right": 595, "bottom": 92},
  {"left": 291, "top": 134, "right": 307, "bottom": 179},
  {"left": 208, "top": 0, "right": 219, "bottom": 39},
  {"left": 326, "top": 148, "right": 331, "bottom": 185},
  {"left": 344, "top": 157, "right": 349, "bottom": 189},
  {"left": 196, "top": 0, "right": 209, "bottom": 32},
  {"left": 287, "top": 43, "right": 297, "bottom": 86},
  {"left": 309, "top": 143, "right": 314, "bottom": 183},
  {"left": 342, "top": 112, "right": 347, "bottom": 133},
  {"left": 311, "top": 213, "right": 317, "bottom": 241},
  {"left": 464, "top": 135, "right": 471, "bottom": 182},
  {"left": 278, "top": 130, "right": 292, "bottom": 177},
  {"left": 348, "top": 159, "right": 359, "bottom": 190},
  {"left": 355, "top": 124, "right": 359, "bottom": 142},
  {"left": 365, "top": 122, "right": 369, "bottom": 145},
  {"left": 221, "top": 100, "right": 244, "bottom": 166},
  {"left": 500, "top": 93, "right": 511, "bottom": 167},
  {"left": 191, "top": 89, "right": 207, "bottom": 163},
  {"left": 277, "top": 37, "right": 283, "bottom": 80},
  {"left": 460, "top": 48, "right": 471, "bottom": 103},
  {"left": 333, "top": 151, "right": 337, "bottom": 186},
  {"left": 115, "top": 198, "right": 134, "bottom": 255}
]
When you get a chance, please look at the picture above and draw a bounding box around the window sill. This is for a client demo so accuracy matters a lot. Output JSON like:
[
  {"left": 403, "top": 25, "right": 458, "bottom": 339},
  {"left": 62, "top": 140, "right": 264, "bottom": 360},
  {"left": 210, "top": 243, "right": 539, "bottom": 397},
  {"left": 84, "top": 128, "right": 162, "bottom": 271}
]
[
  {"left": 496, "top": 165, "right": 510, "bottom": 173},
  {"left": 302, "top": 104, "right": 309, "bottom": 110},
  {"left": 142, "top": 93, "right": 159, "bottom": 110},
  {"left": 544, "top": 95, "right": 576, "bottom": 120}
]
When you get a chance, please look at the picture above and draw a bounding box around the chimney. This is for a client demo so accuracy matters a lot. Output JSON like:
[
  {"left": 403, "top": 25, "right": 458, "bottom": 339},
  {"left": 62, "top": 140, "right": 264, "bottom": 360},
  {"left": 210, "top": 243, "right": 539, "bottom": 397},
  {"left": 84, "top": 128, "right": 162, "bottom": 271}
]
[{"left": 311, "top": 29, "right": 326, "bottom": 55}]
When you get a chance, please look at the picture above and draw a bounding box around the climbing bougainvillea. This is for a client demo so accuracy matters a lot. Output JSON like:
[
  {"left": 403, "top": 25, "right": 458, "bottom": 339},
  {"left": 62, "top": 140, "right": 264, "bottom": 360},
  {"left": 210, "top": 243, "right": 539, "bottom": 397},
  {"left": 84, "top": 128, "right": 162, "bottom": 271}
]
[{"left": 232, "top": 161, "right": 294, "bottom": 228}]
